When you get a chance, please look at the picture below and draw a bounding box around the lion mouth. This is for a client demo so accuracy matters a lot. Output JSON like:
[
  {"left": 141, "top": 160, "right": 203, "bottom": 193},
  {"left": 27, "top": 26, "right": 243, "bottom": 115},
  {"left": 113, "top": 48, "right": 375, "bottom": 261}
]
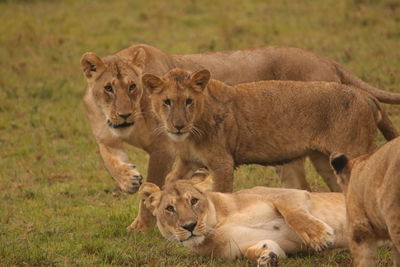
[
  {"left": 167, "top": 131, "right": 190, "bottom": 141},
  {"left": 169, "top": 130, "right": 189, "bottom": 136},
  {"left": 107, "top": 120, "right": 134, "bottom": 129},
  {"left": 180, "top": 234, "right": 205, "bottom": 246},
  {"left": 180, "top": 233, "right": 198, "bottom": 243}
]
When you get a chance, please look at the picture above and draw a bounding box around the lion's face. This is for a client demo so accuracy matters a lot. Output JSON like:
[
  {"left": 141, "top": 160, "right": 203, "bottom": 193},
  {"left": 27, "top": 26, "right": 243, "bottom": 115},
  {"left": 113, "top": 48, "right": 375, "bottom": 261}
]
[
  {"left": 139, "top": 175, "right": 213, "bottom": 247},
  {"left": 81, "top": 50, "right": 146, "bottom": 134},
  {"left": 142, "top": 69, "right": 211, "bottom": 142}
]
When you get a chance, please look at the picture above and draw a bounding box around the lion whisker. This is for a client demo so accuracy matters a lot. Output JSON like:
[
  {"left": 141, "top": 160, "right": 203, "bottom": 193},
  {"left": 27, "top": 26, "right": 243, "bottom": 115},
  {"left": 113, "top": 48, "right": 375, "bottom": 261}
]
[{"left": 152, "top": 124, "right": 167, "bottom": 136}]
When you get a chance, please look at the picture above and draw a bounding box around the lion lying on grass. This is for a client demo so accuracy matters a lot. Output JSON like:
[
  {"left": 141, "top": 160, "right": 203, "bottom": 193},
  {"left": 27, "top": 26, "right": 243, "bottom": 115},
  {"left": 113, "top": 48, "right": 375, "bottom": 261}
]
[
  {"left": 330, "top": 137, "right": 400, "bottom": 267},
  {"left": 144, "top": 68, "right": 398, "bottom": 193},
  {"left": 139, "top": 171, "right": 347, "bottom": 266}
]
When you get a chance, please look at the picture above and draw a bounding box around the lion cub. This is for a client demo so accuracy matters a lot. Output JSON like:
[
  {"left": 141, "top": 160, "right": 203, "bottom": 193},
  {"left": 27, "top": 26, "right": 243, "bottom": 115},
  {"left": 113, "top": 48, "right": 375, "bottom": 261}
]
[
  {"left": 330, "top": 137, "right": 400, "bottom": 267},
  {"left": 142, "top": 68, "right": 397, "bottom": 193},
  {"left": 139, "top": 172, "right": 347, "bottom": 266}
]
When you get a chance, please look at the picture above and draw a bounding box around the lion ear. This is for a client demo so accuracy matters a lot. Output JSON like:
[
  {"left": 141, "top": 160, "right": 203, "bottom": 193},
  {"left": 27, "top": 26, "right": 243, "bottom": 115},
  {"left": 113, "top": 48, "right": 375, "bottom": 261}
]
[
  {"left": 80, "top": 52, "right": 105, "bottom": 80},
  {"left": 190, "top": 69, "right": 210, "bottom": 92},
  {"left": 193, "top": 174, "right": 213, "bottom": 193},
  {"left": 329, "top": 152, "right": 351, "bottom": 185},
  {"left": 142, "top": 74, "right": 164, "bottom": 94},
  {"left": 131, "top": 48, "right": 146, "bottom": 70},
  {"left": 139, "top": 183, "right": 161, "bottom": 215}
]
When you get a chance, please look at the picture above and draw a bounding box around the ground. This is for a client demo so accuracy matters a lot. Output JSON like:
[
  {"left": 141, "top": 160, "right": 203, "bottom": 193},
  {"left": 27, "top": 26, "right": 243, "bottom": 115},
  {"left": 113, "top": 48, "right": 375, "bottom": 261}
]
[{"left": 0, "top": 0, "right": 399, "bottom": 266}]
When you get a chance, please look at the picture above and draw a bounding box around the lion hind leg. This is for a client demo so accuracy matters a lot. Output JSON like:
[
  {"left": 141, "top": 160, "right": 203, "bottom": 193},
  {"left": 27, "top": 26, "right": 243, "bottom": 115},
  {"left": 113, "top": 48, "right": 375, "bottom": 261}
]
[
  {"left": 274, "top": 158, "right": 310, "bottom": 191},
  {"left": 309, "top": 151, "right": 341, "bottom": 192}
]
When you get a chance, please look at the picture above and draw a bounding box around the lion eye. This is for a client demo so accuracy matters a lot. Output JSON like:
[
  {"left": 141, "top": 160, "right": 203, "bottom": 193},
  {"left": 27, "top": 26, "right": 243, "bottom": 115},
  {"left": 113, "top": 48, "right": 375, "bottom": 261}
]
[
  {"left": 190, "top": 198, "right": 198, "bottom": 206},
  {"left": 166, "top": 205, "right": 175, "bottom": 212},
  {"left": 104, "top": 85, "right": 113, "bottom": 93},
  {"left": 128, "top": 83, "right": 136, "bottom": 92},
  {"left": 164, "top": 99, "right": 172, "bottom": 106},
  {"left": 186, "top": 98, "right": 193, "bottom": 106}
]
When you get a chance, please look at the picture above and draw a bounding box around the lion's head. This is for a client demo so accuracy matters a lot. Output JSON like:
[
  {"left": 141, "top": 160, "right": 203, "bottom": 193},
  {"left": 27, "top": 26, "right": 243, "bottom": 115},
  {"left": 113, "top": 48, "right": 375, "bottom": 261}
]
[
  {"left": 139, "top": 172, "right": 214, "bottom": 247},
  {"left": 80, "top": 49, "right": 147, "bottom": 133},
  {"left": 142, "top": 68, "right": 211, "bottom": 141}
]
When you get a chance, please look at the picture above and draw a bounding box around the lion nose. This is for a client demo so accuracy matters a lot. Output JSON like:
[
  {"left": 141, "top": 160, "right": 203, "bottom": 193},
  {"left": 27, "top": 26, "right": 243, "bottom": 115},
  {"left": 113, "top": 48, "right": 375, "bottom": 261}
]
[
  {"left": 174, "top": 124, "right": 184, "bottom": 131},
  {"left": 182, "top": 221, "right": 197, "bottom": 232},
  {"left": 118, "top": 112, "right": 132, "bottom": 119}
]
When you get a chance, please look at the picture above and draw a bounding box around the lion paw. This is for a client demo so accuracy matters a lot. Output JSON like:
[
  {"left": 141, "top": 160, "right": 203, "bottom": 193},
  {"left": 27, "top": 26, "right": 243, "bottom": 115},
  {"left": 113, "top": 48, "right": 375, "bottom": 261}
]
[
  {"left": 116, "top": 163, "right": 143, "bottom": 194},
  {"left": 126, "top": 217, "right": 151, "bottom": 233},
  {"left": 298, "top": 220, "right": 335, "bottom": 251},
  {"left": 257, "top": 251, "right": 279, "bottom": 267}
]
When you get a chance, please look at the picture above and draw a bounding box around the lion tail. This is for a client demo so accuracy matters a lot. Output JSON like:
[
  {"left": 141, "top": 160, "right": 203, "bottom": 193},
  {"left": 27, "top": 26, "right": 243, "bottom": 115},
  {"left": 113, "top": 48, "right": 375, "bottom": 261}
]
[
  {"left": 334, "top": 62, "right": 400, "bottom": 104},
  {"left": 378, "top": 109, "right": 399, "bottom": 141},
  {"left": 371, "top": 97, "right": 399, "bottom": 141}
]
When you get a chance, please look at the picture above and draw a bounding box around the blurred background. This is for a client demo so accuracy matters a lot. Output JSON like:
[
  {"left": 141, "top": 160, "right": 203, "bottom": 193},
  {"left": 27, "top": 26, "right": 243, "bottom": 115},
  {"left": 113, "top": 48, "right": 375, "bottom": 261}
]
[{"left": 1, "top": 0, "right": 399, "bottom": 266}]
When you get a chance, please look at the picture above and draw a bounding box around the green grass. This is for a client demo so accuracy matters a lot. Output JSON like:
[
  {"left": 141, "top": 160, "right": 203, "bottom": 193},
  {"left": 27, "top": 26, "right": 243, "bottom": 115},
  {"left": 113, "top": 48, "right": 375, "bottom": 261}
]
[{"left": 1, "top": 0, "right": 400, "bottom": 266}]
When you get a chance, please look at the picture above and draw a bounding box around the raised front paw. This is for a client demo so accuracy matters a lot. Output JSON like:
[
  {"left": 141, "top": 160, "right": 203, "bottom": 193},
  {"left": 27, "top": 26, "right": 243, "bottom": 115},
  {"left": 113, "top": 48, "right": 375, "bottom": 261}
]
[
  {"left": 297, "top": 220, "right": 335, "bottom": 251},
  {"left": 257, "top": 251, "right": 279, "bottom": 267},
  {"left": 116, "top": 163, "right": 143, "bottom": 194}
]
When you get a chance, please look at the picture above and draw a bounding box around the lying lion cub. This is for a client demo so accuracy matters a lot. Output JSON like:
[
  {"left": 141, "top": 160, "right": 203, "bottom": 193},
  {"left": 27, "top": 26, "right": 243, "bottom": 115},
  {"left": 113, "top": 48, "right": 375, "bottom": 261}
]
[
  {"left": 143, "top": 68, "right": 398, "bottom": 193},
  {"left": 330, "top": 137, "right": 400, "bottom": 267},
  {"left": 139, "top": 172, "right": 347, "bottom": 266}
]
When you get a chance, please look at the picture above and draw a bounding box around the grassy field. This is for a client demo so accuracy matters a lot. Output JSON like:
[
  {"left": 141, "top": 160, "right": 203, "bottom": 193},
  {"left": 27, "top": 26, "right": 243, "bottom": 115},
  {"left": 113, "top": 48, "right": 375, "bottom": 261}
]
[{"left": 1, "top": 0, "right": 400, "bottom": 266}]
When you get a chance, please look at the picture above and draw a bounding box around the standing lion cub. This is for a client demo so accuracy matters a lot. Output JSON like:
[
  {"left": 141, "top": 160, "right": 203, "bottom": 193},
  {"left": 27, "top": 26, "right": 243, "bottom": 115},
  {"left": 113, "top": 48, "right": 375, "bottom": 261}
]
[
  {"left": 143, "top": 68, "right": 398, "bottom": 193},
  {"left": 330, "top": 137, "right": 400, "bottom": 267}
]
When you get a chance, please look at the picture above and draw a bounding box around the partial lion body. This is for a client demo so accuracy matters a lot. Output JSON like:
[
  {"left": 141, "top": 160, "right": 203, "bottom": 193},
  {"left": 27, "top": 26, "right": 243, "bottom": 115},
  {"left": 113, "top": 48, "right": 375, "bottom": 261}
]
[
  {"left": 201, "top": 189, "right": 347, "bottom": 259},
  {"left": 331, "top": 137, "right": 400, "bottom": 266},
  {"left": 229, "top": 81, "right": 379, "bottom": 162},
  {"left": 139, "top": 178, "right": 347, "bottom": 265}
]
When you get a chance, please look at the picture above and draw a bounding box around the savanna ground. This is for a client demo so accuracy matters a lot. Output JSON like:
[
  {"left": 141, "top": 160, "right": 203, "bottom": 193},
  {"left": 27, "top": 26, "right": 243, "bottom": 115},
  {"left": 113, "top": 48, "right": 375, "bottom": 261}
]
[{"left": 1, "top": 0, "right": 400, "bottom": 266}]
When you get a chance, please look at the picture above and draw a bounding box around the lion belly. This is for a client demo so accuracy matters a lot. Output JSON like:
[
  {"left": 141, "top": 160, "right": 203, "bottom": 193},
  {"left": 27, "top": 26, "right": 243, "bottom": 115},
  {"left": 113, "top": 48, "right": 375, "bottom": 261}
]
[{"left": 214, "top": 202, "right": 303, "bottom": 259}]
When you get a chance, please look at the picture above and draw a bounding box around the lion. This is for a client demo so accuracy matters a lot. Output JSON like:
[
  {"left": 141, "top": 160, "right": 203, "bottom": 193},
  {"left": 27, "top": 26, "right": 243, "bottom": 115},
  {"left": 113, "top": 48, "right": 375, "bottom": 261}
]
[
  {"left": 139, "top": 171, "right": 348, "bottom": 266},
  {"left": 330, "top": 137, "right": 400, "bottom": 266},
  {"left": 80, "top": 44, "right": 400, "bottom": 231},
  {"left": 143, "top": 68, "right": 398, "bottom": 194}
]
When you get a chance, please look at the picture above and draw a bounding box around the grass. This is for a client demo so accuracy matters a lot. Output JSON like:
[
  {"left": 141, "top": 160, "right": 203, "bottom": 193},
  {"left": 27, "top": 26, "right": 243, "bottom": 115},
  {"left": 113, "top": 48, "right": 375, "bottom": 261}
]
[{"left": 1, "top": 0, "right": 400, "bottom": 266}]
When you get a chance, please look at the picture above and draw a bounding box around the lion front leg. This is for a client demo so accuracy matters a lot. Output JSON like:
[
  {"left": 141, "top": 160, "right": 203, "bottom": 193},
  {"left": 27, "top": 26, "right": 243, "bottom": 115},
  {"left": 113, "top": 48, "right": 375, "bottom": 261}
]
[
  {"left": 127, "top": 200, "right": 154, "bottom": 232},
  {"left": 346, "top": 202, "right": 378, "bottom": 267},
  {"left": 165, "top": 157, "right": 201, "bottom": 184},
  {"left": 98, "top": 141, "right": 143, "bottom": 194},
  {"left": 206, "top": 155, "right": 234, "bottom": 193},
  {"left": 128, "top": 150, "right": 174, "bottom": 232},
  {"left": 349, "top": 234, "right": 378, "bottom": 267},
  {"left": 273, "top": 191, "right": 335, "bottom": 251},
  {"left": 392, "top": 244, "right": 400, "bottom": 267},
  {"left": 245, "top": 240, "right": 286, "bottom": 267}
]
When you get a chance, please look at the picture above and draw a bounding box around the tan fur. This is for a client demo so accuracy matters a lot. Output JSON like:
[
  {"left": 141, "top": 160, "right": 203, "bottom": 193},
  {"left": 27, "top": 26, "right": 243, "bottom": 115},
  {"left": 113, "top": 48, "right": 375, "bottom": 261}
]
[
  {"left": 80, "top": 44, "right": 400, "bottom": 231},
  {"left": 139, "top": 175, "right": 347, "bottom": 265},
  {"left": 146, "top": 68, "right": 398, "bottom": 193},
  {"left": 330, "top": 137, "right": 400, "bottom": 267}
]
